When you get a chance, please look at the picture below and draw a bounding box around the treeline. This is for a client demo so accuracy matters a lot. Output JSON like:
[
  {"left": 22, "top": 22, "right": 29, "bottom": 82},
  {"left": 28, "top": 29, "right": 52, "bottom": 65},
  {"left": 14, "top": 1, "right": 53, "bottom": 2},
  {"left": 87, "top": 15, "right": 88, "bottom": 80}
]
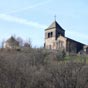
[{"left": 0, "top": 48, "right": 88, "bottom": 88}]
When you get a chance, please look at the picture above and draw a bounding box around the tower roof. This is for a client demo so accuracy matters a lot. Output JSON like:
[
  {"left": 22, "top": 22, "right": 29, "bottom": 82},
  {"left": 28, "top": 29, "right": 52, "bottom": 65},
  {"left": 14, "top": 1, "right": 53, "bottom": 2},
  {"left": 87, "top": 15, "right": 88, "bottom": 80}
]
[{"left": 45, "top": 21, "right": 65, "bottom": 31}]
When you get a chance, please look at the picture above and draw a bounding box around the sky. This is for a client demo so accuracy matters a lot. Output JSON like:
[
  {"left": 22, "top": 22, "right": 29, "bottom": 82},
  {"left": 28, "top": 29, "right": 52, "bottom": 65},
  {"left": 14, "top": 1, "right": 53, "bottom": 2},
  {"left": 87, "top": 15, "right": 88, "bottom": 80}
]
[{"left": 0, "top": 0, "right": 88, "bottom": 47}]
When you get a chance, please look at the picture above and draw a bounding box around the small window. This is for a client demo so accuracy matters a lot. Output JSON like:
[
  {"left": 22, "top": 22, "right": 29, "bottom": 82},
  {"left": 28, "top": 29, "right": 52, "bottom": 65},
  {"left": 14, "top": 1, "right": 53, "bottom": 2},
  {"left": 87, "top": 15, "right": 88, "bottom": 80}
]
[
  {"left": 48, "top": 32, "right": 53, "bottom": 38},
  {"left": 51, "top": 32, "right": 53, "bottom": 37},
  {"left": 48, "top": 33, "right": 51, "bottom": 38}
]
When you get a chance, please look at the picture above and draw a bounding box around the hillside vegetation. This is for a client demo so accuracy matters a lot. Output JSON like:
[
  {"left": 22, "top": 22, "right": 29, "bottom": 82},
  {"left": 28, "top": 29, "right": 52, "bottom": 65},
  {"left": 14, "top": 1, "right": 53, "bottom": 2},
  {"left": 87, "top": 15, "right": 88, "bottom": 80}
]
[{"left": 0, "top": 48, "right": 88, "bottom": 88}]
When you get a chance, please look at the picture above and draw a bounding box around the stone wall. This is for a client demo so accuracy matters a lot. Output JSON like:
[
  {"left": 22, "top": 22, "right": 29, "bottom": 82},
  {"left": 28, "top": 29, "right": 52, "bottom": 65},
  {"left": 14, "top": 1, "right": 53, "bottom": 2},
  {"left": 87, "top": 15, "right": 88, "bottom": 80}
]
[{"left": 45, "top": 28, "right": 56, "bottom": 49}]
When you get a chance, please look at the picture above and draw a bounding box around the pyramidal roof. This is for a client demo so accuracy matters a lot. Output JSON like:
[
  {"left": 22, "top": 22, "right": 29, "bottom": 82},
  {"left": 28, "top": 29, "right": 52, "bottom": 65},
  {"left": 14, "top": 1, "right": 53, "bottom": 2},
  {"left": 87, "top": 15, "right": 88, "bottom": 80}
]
[{"left": 45, "top": 21, "right": 64, "bottom": 31}]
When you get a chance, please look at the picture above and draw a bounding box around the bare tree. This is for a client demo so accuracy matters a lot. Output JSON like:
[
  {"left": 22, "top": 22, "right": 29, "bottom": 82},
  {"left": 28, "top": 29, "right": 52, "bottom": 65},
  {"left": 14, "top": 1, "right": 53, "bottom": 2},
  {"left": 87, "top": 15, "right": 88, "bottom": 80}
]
[
  {"left": 0, "top": 48, "right": 88, "bottom": 88},
  {"left": 16, "top": 37, "right": 23, "bottom": 47}
]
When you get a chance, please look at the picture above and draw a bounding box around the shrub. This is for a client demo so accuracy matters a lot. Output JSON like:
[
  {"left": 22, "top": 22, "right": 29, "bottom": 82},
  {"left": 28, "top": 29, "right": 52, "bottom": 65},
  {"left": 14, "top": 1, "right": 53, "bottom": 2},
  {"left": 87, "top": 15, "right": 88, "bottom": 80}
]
[{"left": 0, "top": 48, "right": 87, "bottom": 88}]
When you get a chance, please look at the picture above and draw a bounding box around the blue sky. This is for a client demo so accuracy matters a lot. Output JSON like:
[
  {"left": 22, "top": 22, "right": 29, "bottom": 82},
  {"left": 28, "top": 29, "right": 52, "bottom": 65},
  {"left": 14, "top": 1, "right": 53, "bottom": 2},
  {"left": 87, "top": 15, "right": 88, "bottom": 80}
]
[{"left": 0, "top": 0, "right": 88, "bottom": 47}]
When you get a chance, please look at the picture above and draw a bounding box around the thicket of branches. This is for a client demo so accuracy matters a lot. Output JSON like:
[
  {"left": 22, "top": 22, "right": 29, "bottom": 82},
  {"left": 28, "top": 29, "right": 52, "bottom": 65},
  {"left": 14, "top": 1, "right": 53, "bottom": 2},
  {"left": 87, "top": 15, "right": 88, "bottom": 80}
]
[{"left": 0, "top": 48, "right": 88, "bottom": 88}]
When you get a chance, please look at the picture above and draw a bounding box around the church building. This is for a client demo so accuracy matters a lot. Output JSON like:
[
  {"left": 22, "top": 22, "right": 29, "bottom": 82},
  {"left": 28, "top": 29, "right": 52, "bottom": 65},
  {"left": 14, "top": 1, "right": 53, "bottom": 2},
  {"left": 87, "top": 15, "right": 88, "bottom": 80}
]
[{"left": 44, "top": 21, "right": 85, "bottom": 54}]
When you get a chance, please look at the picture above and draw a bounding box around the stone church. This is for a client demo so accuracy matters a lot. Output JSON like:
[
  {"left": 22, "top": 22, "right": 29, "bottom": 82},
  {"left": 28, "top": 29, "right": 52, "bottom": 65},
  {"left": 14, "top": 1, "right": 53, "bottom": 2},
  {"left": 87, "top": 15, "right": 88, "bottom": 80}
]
[{"left": 44, "top": 21, "right": 86, "bottom": 54}]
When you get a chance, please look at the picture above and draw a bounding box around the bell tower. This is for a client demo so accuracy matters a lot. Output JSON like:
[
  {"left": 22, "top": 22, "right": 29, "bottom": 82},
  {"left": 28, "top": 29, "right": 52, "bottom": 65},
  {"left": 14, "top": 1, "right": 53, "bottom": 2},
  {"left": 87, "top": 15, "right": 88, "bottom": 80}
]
[{"left": 44, "top": 21, "right": 65, "bottom": 49}]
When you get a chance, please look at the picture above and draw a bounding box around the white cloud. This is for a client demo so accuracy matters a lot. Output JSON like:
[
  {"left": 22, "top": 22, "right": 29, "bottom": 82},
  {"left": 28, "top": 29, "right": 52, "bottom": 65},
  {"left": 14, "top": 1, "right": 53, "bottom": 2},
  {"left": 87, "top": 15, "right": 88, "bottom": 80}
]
[
  {"left": 0, "top": 13, "right": 47, "bottom": 29},
  {"left": 5, "top": 0, "right": 51, "bottom": 14}
]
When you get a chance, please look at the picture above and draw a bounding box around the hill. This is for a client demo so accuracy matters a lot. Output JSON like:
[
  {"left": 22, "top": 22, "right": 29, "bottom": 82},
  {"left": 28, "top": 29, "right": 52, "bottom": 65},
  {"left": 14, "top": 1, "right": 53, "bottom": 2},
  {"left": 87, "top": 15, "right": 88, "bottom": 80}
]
[{"left": 0, "top": 48, "right": 88, "bottom": 88}]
